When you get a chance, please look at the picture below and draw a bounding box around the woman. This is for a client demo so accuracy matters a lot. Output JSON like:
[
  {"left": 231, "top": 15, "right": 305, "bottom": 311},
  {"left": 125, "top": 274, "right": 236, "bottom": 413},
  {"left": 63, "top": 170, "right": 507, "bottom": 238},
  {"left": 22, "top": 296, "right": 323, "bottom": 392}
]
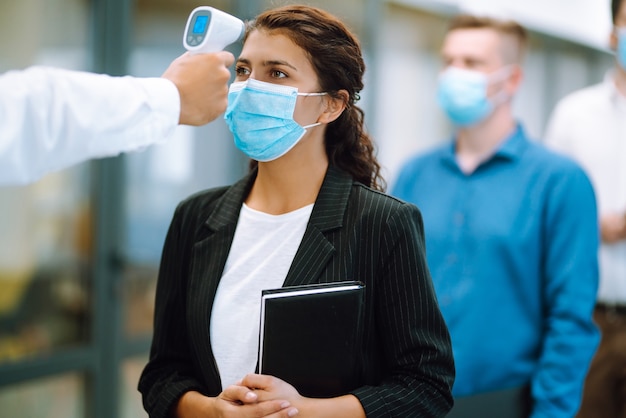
[{"left": 139, "top": 5, "right": 454, "bottom": 418}]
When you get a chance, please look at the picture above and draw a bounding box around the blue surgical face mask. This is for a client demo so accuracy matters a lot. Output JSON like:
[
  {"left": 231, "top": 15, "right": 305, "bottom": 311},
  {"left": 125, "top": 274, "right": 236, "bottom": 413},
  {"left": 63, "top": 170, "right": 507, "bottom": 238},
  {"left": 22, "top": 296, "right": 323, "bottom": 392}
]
[
  {"left": 436, "top": 66, "right": 511, "bottom": 127},
  {"left": 616, "top": 27, "right": 626, "bottom": 69},
  {"left": 224, "top": 78, "right": 326, "bottom": 162}
]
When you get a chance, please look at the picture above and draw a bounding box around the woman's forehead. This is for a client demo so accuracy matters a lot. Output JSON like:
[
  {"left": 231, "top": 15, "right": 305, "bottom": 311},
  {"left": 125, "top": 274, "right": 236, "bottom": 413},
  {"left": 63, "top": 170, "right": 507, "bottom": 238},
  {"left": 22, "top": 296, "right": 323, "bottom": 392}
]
[
  {"left": 240, "top": 30, "right": 312, "bottom": 68},
  {"left": 242, "top": 30, "right": 298, "bottom": 56}
]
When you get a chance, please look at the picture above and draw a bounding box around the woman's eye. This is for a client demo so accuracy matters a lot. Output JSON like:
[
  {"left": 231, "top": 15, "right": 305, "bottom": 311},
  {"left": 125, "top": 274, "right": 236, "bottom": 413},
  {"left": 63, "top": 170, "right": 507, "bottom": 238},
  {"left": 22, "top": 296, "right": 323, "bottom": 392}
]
[
  {"left": 235, "top": 66, "right": 250, "bottom": 76},
  {"left": 270, "top": 70, "right": 287, "bottom": 79}
]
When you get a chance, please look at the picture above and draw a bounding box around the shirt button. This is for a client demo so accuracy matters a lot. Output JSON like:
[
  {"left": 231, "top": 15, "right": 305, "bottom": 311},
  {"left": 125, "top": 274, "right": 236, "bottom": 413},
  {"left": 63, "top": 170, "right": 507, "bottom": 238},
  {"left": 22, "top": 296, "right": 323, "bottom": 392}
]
[{"left": 454, "top": 212, "right": 464, "bottom": 225}]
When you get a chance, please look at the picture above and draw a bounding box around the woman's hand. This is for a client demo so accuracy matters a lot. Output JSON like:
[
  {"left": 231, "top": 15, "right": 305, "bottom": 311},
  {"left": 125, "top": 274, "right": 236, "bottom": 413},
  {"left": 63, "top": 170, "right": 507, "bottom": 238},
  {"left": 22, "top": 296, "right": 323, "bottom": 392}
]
[
  {"left": 238, "top": 374, "right": 366, "bottom": 418},
  {"left": 239, "top": 374, "right": 303, "bottom": 405},
  {"left": 175, "top": 387, "right": 298, "bottom": 418}
]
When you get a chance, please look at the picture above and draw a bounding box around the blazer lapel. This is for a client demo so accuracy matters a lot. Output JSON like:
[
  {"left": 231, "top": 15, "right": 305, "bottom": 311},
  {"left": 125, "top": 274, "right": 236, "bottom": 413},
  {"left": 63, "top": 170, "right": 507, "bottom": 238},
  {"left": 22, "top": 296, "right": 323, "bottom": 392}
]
[
  {"left": 283, "top": 166, "right": 352, "bottom": 287},
  {"left": 187, "top": 171, "right": 256, "bottom": 393}
]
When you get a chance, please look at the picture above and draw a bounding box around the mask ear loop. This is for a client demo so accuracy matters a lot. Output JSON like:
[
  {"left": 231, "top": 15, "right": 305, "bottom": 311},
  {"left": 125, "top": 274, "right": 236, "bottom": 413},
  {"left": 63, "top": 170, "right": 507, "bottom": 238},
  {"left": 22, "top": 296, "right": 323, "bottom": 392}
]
[
  {"left": 297, "top": 92, "right": 328, "bottom": 97},
  {"left": 488, "top": 65, "right": 514, "bottom": 83},
  {"left": 487, "top": 65, "right": 515, "bottom": 107},
  {"left": 297, "top": 92, "right": 328, "bottom": 129}
]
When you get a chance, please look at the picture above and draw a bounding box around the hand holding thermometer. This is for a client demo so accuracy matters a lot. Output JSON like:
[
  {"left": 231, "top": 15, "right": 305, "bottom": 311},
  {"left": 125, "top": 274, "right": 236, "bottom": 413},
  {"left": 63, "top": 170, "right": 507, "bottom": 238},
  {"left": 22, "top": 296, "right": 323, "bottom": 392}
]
[{"left": 183, "top": 6, "right": 245, "bottom": 54}]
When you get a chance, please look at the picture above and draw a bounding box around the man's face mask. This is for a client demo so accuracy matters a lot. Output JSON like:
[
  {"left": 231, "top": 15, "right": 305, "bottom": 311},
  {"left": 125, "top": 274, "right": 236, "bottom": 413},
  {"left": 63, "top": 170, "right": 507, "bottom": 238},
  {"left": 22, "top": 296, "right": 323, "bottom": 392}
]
[
  {"left": 224, "top": 78, "right": 326, "bottom": 162},
  {"left": 616, "top": 27, "right": 626, "bottom": 70},
  {"left": 436, "top": 66, "right": 512, "bottom": 127}
]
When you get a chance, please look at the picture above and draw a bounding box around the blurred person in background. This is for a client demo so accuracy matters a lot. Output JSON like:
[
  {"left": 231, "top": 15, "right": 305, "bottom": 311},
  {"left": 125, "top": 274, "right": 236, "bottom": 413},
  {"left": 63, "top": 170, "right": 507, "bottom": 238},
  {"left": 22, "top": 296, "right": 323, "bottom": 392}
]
[
  {"left": 544, "top": 0, "right": 626, "bottom": 416},
  {"left": 392, "top": 15, "right": 599, "bottom": 417},
  {"left": 0, "top": 51, "right": 234, "bottom": 186},
  {"left": 139, "top": 4, "right": 454, "bottom": 418}
]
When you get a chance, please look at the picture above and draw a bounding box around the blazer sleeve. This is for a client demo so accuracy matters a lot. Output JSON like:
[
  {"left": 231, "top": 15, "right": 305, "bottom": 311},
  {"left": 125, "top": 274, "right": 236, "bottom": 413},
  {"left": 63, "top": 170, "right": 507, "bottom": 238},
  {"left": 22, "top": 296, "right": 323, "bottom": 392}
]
[
  {"left": 138, "top": 200, "right": 205, "bottom": 418},
  {"left": 352, "top": 202, "right": 455, "bottom": 417}
]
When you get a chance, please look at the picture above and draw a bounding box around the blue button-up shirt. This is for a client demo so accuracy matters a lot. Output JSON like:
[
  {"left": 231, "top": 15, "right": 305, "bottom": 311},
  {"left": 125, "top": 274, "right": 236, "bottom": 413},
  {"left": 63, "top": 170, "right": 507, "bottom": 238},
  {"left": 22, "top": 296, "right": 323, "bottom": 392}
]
[{"left": 392, "top": 124, "right": 599, "bottom": 418}]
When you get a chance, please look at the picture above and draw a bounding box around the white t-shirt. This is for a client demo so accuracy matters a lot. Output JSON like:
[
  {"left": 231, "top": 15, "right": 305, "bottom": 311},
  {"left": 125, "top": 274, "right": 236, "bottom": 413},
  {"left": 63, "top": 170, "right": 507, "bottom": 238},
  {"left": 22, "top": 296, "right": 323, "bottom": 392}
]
[
  {"left": 545, "top": 71, "right": 626, "bottom": 304},
  {"left": 210, "top": 202, "right": 314, "bottom": 389}
]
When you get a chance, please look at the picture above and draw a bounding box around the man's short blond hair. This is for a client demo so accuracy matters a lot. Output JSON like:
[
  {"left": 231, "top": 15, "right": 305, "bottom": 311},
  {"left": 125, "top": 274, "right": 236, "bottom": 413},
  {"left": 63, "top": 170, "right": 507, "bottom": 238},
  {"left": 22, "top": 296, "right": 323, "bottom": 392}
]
[{"left": 447, "top": 14, "right": 528, "bottom": 64}]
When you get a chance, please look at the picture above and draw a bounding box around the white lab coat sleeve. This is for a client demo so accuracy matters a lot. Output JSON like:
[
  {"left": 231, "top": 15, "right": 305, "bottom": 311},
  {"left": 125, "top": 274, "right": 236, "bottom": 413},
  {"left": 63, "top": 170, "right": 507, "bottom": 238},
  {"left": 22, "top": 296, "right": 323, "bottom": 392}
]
[{"left": 0, "top": 66, "right": 181, "bottom": 185}]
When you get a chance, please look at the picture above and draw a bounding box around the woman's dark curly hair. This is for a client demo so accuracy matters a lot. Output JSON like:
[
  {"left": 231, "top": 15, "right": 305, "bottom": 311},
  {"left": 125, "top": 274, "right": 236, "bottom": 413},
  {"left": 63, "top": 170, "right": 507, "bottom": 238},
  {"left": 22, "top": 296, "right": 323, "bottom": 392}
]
[{"left": 245, "top": 4, "right": 385, "bottom": 191}]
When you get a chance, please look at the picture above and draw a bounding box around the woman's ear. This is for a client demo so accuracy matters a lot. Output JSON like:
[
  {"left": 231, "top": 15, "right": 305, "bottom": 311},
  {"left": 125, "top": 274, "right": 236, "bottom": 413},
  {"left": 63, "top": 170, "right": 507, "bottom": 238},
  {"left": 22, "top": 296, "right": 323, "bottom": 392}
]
[{"left": 319, "top": 89, "right": 349, "bottom": 123}]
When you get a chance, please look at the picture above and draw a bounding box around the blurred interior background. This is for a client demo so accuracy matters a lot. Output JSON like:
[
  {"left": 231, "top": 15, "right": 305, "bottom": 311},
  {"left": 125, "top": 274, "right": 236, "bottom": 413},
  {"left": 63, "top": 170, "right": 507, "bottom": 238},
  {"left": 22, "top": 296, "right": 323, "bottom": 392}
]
[{"left": 0, "top": 0, "right": 613, "bottom": 417}]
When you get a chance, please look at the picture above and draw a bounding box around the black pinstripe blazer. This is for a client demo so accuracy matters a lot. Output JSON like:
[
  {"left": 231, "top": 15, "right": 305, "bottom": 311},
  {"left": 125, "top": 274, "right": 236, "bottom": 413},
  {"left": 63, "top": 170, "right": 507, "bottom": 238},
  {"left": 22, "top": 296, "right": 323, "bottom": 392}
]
[{"left": 139, "top": 166, "right": 454, "bottom": 418}]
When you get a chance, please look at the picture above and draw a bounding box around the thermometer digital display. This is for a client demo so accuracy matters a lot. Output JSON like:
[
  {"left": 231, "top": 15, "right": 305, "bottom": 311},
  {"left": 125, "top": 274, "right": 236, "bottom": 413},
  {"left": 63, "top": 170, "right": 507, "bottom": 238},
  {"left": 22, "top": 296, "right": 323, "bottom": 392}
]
[{"left": 192, "top": 15, "right": 209, "bottom": 34}]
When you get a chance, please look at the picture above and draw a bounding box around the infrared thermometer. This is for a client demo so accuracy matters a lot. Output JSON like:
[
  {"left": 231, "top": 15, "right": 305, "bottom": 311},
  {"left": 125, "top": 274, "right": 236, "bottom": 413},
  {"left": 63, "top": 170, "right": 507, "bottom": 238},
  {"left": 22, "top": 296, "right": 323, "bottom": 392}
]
[{"left": 183, "top": 6, "right": 245, "bottom": 54}]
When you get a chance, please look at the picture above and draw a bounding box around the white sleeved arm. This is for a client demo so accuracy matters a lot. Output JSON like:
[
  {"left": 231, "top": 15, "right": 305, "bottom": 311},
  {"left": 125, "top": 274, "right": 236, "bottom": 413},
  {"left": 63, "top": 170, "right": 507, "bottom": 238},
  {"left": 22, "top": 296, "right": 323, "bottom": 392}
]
[
  {"left": 544, "top": 96, "right": 576, "bottom": 153},
  {"left": 0, "top": 66, "right": 181, "bottom": 185},
  {"left": 544, "top": 105, "right": 564, "bottom": 147}
]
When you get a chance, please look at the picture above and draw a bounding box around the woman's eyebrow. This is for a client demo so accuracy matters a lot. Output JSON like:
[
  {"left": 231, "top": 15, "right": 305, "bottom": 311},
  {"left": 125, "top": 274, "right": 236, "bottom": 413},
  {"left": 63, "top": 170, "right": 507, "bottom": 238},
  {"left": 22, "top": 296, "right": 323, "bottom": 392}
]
[
  {"left": 236, "top": 57, "right": 298, "bottom": 71},
  {"left": 263, "top": 60, "right": 298, "bottom": 71}
]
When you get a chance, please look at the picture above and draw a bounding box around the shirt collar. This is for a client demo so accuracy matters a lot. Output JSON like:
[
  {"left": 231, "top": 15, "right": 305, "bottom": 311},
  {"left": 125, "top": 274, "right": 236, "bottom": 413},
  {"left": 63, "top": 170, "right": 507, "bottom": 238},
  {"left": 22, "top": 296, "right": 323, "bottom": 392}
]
[
  {"left": 441, "top": 123, "right": 529, "bottom": 170},
  {"left": 494, "top": 123, "right": 528, "bottom": 160}
]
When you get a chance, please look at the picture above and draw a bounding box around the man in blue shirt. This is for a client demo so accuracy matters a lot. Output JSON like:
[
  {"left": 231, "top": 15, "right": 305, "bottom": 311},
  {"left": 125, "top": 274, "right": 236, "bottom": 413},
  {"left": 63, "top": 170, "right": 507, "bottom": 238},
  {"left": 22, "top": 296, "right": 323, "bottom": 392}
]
[{"left": 392, "top": 15, "right": 599, "bottom": 417}]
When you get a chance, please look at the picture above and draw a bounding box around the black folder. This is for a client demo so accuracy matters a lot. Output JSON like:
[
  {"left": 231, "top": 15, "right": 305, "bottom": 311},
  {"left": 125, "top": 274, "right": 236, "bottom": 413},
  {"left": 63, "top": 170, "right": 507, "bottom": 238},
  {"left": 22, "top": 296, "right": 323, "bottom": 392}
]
[{"left": 258, "top": 281, "right": 365, "bottom": 398}]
